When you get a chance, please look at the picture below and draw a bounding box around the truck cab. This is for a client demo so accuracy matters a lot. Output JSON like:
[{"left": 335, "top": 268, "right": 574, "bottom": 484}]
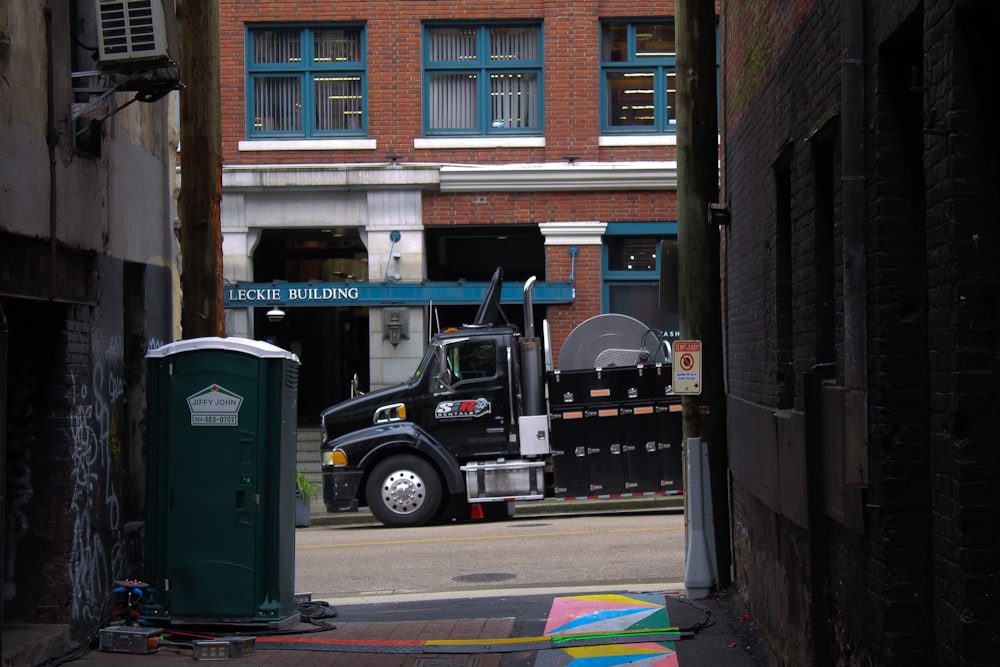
[{"left": 320, "top": 323, "right": 525, "bottom": 527}]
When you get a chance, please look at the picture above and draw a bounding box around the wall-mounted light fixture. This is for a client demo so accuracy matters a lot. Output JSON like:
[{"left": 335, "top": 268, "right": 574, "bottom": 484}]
[
  {"left": 383, "top": 308, "right": 409, "bottom": 347},
  {"left": 708, "top": 202, "right": 731, "bottom": 227},
  {"left": 266, "top": 306, "right": 286, "bottom": 323}
]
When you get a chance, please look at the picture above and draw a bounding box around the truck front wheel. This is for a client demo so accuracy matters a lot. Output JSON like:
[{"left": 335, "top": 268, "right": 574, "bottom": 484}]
[{"left": 365, "top": 455, "right": 442, "bottom": 527}]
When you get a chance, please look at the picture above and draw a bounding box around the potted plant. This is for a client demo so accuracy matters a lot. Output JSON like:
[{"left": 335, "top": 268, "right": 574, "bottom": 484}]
[{"left": 295, "top": 472, "right": 317, "bottom": 528}]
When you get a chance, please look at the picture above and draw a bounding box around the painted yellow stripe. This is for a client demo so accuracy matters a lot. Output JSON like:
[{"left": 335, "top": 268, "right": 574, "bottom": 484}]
[
  {"left": 566, "top": 593, "right": 665, "bottom": 606},
  {"left": 564, "top": 643, "right": 675, "bottom": 657},
  {"left": 425, "top": 636, "right": 550, "bottom": 646},
  {"left": 298, "top": 526, "right": 682, "bottom": 550}
]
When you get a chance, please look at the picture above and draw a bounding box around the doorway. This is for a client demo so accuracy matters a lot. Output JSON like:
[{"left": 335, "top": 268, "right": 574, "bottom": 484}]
[{"left": 252, "top": 228, "right": 370, "bottom": 422}]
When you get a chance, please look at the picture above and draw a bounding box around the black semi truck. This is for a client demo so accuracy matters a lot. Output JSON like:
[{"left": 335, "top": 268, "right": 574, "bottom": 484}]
[{"left": 320, "top": 268, "right": 683, "bottom": 527}]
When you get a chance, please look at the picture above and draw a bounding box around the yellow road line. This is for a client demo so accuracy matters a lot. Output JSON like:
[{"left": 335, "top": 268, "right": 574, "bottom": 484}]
[{"left": 297, "top": 526, "right": 682, "bottom": 549}]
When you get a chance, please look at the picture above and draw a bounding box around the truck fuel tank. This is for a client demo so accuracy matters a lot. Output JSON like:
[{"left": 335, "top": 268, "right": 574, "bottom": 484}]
[{"left": 461, "top": 459, "right": 545, "bottom": 502}]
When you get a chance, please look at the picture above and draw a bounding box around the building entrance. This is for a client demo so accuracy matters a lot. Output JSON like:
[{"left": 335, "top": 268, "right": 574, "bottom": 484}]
[{"left": 252, "top": 229, "right": 370, "bottom": 422}]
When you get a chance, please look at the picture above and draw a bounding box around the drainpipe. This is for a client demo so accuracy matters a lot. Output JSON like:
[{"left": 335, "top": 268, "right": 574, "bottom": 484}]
[
  {"left": 842, "top": 0, "right": 869, "bottom": 487},
  {"left": 46, "top": 1, "right": 58, "bottom": 297}
]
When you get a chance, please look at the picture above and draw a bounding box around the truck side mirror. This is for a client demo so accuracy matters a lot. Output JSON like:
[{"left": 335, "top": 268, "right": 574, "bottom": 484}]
[{"left": 432, "top": 346, "right": 454, "bottom": 392}]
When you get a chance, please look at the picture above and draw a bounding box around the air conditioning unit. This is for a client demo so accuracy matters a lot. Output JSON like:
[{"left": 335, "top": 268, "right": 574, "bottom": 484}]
[{"left": 95, "top": 0, "right": 177, "bottom": 68}]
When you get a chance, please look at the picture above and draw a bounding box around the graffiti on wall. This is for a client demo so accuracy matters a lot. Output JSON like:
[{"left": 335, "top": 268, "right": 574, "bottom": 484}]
[
  {"left": 67, "top": 323, "right": 128, "bottom": 629},
  {"left": 3, "top": 299, "right": 165, "bottom": 630}
]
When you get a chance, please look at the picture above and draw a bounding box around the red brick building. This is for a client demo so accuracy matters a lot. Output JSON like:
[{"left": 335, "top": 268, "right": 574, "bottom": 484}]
[{"left": 218, "top": 1, "right": 699, "bottom": 417}]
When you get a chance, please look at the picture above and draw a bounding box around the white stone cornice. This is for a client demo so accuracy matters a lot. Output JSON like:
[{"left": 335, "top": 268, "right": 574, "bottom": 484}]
[
  {"left": 220, "top": 161, "right": 677, "bottom": 194},
  {"left": 539, "top": 221, "right": 608, "bottom": 245},
  {"left": 222, "top": 164, "right": 440, "bottom": 191},
  {"left": 439, "top": 161, "right": 677, "bottom": 192}
]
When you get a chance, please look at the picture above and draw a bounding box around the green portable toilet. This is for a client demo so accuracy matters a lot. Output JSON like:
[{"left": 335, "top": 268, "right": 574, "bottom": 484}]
[{"left": 143, "top": 337, "right": 300, "bottom": 628}]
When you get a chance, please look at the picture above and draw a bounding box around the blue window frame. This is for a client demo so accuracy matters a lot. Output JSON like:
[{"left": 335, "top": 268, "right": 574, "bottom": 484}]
[
  {"left": 246, "top": 25, "right": 367, "bottom": 138},
  {"left": 600, "top": 21, "right": 676, "bottom": 134},
  {"left": 423, "top": 23, "right": 543, "bottom": 136},
  {"left": 602, "top": 222, "right": 680, "bottom": 341}
]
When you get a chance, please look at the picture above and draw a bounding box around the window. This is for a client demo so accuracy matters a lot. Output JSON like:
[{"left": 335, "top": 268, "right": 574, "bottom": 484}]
[
  {"left": 602, "top": 223, "right": 680, "bottom": 342},
  {"left": 247, "top": 25, "right": 366, "bottom": 138},
  {"left": 601, "top": 21, "right": 676, "bottom": 133},
  {"left": 450, "top": 340, "right": 497, "bottom": 381},
  {"left": 423, "top": 23, "right": 543, "bottom": 135},
  {"left": 425, "top": 339, "right": 497, "bottom": 393}
]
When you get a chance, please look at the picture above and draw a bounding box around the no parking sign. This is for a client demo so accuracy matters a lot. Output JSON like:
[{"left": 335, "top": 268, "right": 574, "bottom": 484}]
[{"left": 672, "top": 340, "right": 702, "bottom": 395}]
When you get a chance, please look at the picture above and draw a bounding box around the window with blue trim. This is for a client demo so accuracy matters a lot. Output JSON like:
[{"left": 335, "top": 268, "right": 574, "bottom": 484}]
[
  {"left": 247, "top": 25, "right": 367, "bottom": 138},
  {"left": 600, "top": 21, "right": 676, "bottom": 133},
  {"left": 603, "top": 224, "right": 680, "bottom": 342},
  {"left": 423, "top": 23, "right": 543, "bottom": 136}
]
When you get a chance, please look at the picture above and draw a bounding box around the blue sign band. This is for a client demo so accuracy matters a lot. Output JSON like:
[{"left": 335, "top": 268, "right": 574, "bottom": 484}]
[{"left": 224, "top": 280, "right": 575, "bottom": 308}]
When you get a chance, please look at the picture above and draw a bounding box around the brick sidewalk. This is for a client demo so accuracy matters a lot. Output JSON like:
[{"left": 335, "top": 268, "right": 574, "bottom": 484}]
[{"left": 71, "top": 618, "right": 517, "bottom": 666}]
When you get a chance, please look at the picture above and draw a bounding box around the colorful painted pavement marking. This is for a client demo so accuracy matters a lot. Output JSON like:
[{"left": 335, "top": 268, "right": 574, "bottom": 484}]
[{"left": 533, "top": 593, "right": 680, "bottom": 667}]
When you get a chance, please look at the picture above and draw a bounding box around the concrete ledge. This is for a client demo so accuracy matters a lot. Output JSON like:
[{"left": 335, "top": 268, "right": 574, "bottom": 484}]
[{"left": 2, "top": 623, "right": 75, "bottom": 667}]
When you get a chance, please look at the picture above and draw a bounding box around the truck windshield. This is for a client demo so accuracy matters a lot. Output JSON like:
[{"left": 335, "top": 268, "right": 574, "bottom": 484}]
[{"left": 410, "top": 344, "right": 440, "bottom": 383}]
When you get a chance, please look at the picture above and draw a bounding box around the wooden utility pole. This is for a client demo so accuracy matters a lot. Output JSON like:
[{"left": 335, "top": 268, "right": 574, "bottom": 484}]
[
  {"left": 675, "top": 0, "right": 731, "bottom": 587},
  {"left": 178, "top": 0, "right": 224, "bottom": 338}
]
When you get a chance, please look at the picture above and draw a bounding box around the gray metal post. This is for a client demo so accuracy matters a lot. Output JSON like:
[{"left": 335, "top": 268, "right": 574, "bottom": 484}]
[{"left": 684, "top": 437, "right": 717, "bottom": 598}]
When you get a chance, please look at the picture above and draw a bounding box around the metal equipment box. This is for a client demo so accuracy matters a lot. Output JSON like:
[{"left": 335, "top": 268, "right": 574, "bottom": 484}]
[
  {"left": 216, "top": 636, "right": 257, "bottom": 658},
  {"left": 583, "top": 406, "right": 628, "bottom": 496},
  {"left": 99, "top": 626, "right": 162, "bottom": 654},
  {"left": 547, "top": 364, "right": 673, "bottom": 406},
  {"left": 547, "top": 364, "right": 684, "bottom": 499},
  {"left": 192, "top": 640, "right": 230, "bottom": 660},
  {"left": 462, "top": 460, "right": 545, "bottom": 501},
  {"left": 548, "top": 408, "right": 595, "bottom": 497}
]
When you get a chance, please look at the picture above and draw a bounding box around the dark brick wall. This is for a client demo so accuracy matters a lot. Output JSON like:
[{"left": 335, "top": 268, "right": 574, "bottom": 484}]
[
  {"left": 3, "top": 258, "right": 172, "bottom": 641},
  {"left": 722, "top": 0, "right": 999, "bottom": 664},
  {"left": 730, "top": 485, "right": 812, "bottom": 665},
  {"left": 723, "top": 0, "right": 843, "bottom": 408},
  {"left": 924, "top": 3, "right": 1000, "bottom": 662},
  {"left": 4, "top": 301, "right": 74, "bottom": 627}
]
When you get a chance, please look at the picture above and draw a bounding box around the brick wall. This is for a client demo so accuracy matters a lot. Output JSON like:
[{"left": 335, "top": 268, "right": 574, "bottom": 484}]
[
  {"left": 722, "top": 1, "right": 841, "bottom": 408},
  {"left": 722, "top": 0, "right": 1000, "bottom": 664},
  {"left": 220, "top": 0, "right": 692, "bottom": 358},
  {"left": 220, "top": 0, "right": 695, "bottom": 166},
  {"left": 546, "top": 244, "right": 603, "bottom": 365},
  {"left": 423, "top": 190, "right": 672, "bottom": 227},
  {"left": 923, "top": 2, "right": 1000, "bottom": 662}
]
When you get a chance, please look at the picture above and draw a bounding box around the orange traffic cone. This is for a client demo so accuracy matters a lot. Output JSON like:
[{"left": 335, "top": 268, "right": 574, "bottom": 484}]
[{"left": 470, "top": 503, "right": 484, "bottom": 520}]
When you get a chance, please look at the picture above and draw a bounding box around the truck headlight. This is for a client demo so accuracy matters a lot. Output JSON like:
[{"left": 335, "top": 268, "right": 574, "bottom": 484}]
[{"left": 322, "top": 449, "right": 348, "bottom": 467}]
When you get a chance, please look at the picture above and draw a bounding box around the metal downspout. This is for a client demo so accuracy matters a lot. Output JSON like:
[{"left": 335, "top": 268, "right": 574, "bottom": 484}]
[{"left": 46, "top": 1, "right": 58, "bottom": 297}]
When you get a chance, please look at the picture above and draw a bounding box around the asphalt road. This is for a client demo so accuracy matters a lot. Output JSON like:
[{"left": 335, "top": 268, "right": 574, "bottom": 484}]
[{"left": 295, "top": 503, "right": 687, "bottom": 602}]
